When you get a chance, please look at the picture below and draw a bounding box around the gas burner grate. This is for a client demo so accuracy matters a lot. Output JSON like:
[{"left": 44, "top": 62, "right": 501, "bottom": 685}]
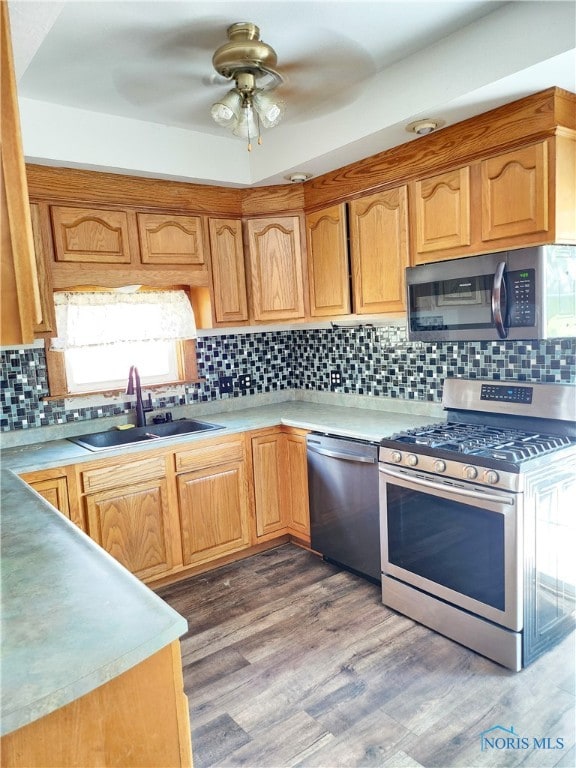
[{"left": 386, "top": 423, "right": 573, "bottom": 464}]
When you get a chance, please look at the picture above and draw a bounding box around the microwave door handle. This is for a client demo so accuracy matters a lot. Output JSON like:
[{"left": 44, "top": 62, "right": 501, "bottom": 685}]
[{"left": 491, "top": 261, "right": 508, "bottom": 339}]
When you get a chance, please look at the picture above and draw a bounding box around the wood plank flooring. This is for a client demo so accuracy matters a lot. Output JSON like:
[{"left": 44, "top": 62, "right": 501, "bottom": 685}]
[{"left": 156, "top": 544, "right": 575, "bottom": 768}]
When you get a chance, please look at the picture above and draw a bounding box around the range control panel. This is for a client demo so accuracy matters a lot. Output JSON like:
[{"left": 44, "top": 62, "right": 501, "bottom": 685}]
[{"left": 480, "top": 383, "right": 533, "bottom": 404}]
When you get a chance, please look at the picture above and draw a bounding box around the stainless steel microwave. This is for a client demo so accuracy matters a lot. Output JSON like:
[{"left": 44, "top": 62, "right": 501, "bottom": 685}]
[{"left": 406, "top": 245, "right": 576, "bottom": 342}]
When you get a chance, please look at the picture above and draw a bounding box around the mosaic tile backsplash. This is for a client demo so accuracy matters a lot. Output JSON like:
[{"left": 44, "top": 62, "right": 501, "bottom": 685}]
[{"left": 2, "top": 326, "right": 575, "bottom": 432}]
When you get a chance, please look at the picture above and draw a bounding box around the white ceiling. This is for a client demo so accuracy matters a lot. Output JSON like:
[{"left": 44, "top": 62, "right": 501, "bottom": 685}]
[{"left": 8, "top": 0, "right": 576, "bottom": 188}]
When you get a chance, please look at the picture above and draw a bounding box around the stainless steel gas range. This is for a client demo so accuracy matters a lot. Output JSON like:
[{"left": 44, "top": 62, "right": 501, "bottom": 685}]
[{"left": 379, "top": 378, "right": 576, "bottom": 670}]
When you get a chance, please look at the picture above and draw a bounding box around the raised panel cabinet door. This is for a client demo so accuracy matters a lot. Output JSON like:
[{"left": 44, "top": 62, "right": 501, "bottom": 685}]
[
  {"left": 50, "top": 206, "right": 133, "bottom": 263},
  {"left": 208, "top": 217, "right": 249, "bottom": 323},
  {"left": 481, "top": 142, "right": 549, "bottom": 242},
  {"left": 251, "top": 432, "right": 289, "bottom": 539},
  {"left": 284, "top": 432, "right": 310, "bottom": 539},
  {"left": 349, "top": 186, "right": 409, "bottom": 313},
  {"left": 137, "top": 213, "right": 206, "bottom": 265},
  {"left": 1, "top": 2, "right": 42, "bottom": 346},
  {"left": 246, "top": 216, "right": 306, "bottom": 321},
  {"left": 85, "top": 478, "right": 174, "bottom": 581},
  {"left": 29, "top": 203, "right": 56, "bottom": 333},
  {"left": 28, "top": 477, "right": 70, "bottom": 519},
  {"left": 412, "top": 167, "right": 471, "bottom": 259},
  {"left": 177, "top": 461, "right": 250, "bottom": 566},
  {"left": 306, "top": 204, "right": 350, "bottom": 317}
]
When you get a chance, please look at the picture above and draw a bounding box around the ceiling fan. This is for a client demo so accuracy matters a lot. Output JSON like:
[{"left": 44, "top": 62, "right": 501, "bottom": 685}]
[{"left": 210, "top": 22, "right": 286, "bottom": 150}]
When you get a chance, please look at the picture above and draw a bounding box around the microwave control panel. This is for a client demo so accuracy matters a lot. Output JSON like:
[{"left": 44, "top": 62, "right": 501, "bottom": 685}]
[{"left": 507, "top": 269, "right": 536, "bottom": 326}]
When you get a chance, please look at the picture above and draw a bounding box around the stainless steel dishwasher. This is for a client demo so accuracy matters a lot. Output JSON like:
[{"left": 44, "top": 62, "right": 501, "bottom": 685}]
[{"left": 307, "top": 432, "right": 381, "bottom": 583}]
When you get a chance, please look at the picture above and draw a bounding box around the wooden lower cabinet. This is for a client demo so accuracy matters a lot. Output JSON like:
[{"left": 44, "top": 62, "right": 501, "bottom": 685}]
[
  {"left": 22, "top": 427, "right": 311, "bottom": 587},
  {"left": 177, "top": 460, "right": 251, "bottom": 566},
  {"left": 284, "top": 430, "right": 310, "bottom": 541},
  {"left": 250, "top": 427, "right": 310, "bottom": 543},
  {"left": 85, "top": 477, "right": 178, "bottom": 582},
  {"left": 25, "top": 475, "right": 70, "bottom": 518},
  {"left": 21, "top": 466, "right": 85, "bottom": 530},
  {"left": 0, "top": 641, "right": 192, "bottom": 768},
  {"left": 251, "top": 431, "right": 289, "bottom": 538}
]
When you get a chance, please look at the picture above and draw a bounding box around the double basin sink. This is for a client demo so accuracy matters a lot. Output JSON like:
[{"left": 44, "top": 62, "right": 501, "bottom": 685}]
[{"left": 68, "top": 419, "right": 224, "bottom": 452}]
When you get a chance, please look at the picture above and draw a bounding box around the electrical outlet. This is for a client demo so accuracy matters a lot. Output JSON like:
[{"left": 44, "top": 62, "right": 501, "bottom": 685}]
[
  {"left": 237, "top": 374, "right": 253, "bottom": 391},
  {"left": 218, "top": 376, "right": 234, "bottom": 394},
  {"left": 330, "top": 369, "right": 342, "bottom": 390}
]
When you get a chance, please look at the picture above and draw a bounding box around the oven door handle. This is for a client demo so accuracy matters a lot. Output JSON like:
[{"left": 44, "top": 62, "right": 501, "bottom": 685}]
[
  {"left": 308, "top": 445, "right": 377, "bottom": 464},
  {"left": 379, "top": 465, "right": 515, "bottom": 505}
]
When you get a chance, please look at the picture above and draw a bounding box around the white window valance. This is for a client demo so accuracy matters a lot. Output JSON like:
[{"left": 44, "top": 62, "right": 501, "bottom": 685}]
[{"left": 52, "top": 290, "right": 197, "bottom": 349}]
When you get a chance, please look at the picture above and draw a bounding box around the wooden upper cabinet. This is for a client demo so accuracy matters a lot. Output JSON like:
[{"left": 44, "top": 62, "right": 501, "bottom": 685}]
[
  {"left": 51, "top": 205, "right": 133, "bottom": 263},
  {"left": 1, "top": 2, "right": 42, "bottom": 346},
  {"left": 348, "top": 186, "right": 409, "bottom": 313},
  {"left": 245, "top": 216, "right": 306, "bottom": 321},
  {"left": 137, "top": 213, "right": 205, "bottom": 265},
  {"left": 481, "top": 142, "right": 548, "bottom": 242},
  {"left": 208, "top": 217, "right": 249, "bottom": 323},
  {"left": 306, "top": 204, "right": 350, "bottom": 317},
  {"left": 29, "top": 203, "right": 56, "bottom": 334},
  {"left": 411, "top": 167, "right": 471, "bottom": 262}
]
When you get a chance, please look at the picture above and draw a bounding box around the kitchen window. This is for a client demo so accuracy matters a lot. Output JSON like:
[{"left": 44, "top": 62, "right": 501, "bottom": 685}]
[{"left": 46, "top": 289, "right": 198, "bottom": 396}]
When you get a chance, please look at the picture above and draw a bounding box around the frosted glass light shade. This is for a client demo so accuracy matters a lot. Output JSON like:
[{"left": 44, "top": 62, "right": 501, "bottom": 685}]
[
  {"left": 211, "top": 90, "right": 242, "bottom": 127},
  {"left": 253, "top": 89, "right": 285, "bottom": 128},
  {"left": 232, "top": 106, "right": 259, "bottom": 139}
]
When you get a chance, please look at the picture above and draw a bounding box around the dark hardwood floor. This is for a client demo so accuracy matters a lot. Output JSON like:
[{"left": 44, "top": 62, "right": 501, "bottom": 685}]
[{"left": 157, "top": 544, "right": 575, "bottom": 768}]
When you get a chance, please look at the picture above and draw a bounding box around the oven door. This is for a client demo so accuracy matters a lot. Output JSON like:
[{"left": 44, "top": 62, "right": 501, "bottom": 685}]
[{"left": 379, "top": 464, "right": 522, "bottom": 631}]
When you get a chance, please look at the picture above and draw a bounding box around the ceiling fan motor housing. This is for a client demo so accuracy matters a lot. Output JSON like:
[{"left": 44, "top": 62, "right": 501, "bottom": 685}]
[{"left": 212, "top": 22, "right": 280, "bottom": 81}]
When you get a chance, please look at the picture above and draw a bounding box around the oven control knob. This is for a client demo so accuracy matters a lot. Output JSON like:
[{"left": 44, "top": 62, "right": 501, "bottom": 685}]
[
  {"left": 464, "top": 465, "right": 478, "bottom": 480},
  {"left": 391, "top": 451, "right": 402, "bottom": 463},
  {"left": 406, "top": 454, "right": 418, "bottom": 467},
  {"left": 485, "top": 470, "right": 499, "bottom": 485},
  {"left": 434, "top": 460, "right": 447, "bottom": 473}
]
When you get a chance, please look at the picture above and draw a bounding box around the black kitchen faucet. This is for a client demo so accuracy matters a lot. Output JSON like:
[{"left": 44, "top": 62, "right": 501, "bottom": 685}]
[{"left": 126, "top": 365, "right": 153, "bottom": 427}]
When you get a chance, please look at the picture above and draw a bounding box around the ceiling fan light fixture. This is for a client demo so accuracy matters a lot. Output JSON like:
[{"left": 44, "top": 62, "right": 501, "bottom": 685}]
[
  {"left": 210, "top": 22, "right": 285, "bottom": 149},
  {"left": 211, "top": 89, "right": 242, "bottom": 127}
]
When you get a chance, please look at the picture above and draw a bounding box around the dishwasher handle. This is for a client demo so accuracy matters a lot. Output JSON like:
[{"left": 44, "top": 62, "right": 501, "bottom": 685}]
[{"left": 307, "top": 444, "right": 377, "bottom": 464}]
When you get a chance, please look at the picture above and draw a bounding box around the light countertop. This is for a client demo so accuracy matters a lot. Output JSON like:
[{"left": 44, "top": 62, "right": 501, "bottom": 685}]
[
  {"left": 0, "top": 471, "right": 188, "bottom": 736},
  {"left": 1, "top": 394, "right": 445, "bottom": 736}
]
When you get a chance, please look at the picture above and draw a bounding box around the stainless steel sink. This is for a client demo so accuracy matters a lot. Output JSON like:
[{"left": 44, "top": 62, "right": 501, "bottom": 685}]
[{"left": 68, "top": 419, "right": 224, "bottom": 452}]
